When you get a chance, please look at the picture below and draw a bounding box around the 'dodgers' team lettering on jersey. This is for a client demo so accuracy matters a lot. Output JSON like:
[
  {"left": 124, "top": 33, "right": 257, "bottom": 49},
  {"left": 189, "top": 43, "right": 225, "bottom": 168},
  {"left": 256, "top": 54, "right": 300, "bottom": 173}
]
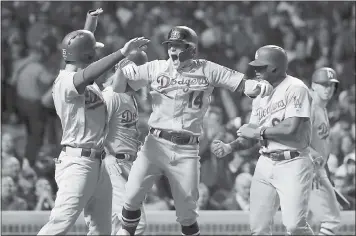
[
  {"left": 52, "top": 70, "right": 108, "bottom": 150},
  {"left": 126, "top": 59, "right": 244, "bottom": 136},
  {"left": 249, "top": 75, "right": 312, "bottom": 153},
  {"left": 103, "top": 86, "right": 141, "bottom": 156},
  {"left": 310, "top": 94, "right": 331, "bottom": 166}
]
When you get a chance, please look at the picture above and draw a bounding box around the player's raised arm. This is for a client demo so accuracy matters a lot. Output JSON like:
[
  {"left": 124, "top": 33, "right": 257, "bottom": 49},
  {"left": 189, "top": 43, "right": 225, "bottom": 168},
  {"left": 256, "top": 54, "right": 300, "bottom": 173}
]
[
  {"left": 70, "top": 36, "right": 149, "bottom": 94},
  {"left": 61, "top": 8, "right": 149, "bottom": 94},
  {"left": 204, "top": 61, "right": 273, "bottom": 98},
  {"left": 84, "top": 8, "right": 103, "bottom": 33},
  {"left": 111, "top": 51, "right": 150, "bottom": 93}
]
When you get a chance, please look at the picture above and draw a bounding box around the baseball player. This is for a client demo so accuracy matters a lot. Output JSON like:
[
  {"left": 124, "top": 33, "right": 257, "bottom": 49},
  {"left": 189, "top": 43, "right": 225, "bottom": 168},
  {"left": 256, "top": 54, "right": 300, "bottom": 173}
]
[
  {"left": 37, "top": 9, "right": 149, "bottom": 235},
  {"left": 99, "top": 51, "right": 149, "bottom": 235},
  {"left": 211, "top": 45, "right": 315, "bottom": 235},
  {"left": 112, "top": 26, "right": 274, "bottom": 236},
  {"left": 307, "top": 67, "right": 341, "bottom": 235}
]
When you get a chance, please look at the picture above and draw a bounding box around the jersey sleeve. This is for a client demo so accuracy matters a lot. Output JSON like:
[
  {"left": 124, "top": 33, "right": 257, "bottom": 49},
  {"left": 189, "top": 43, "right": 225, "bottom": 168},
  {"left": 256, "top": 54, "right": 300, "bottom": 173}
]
[
  {"left": 284, "top": 85, "right": 312, "bottom": 119},
  {"left": 125, "top": 60, "right": 159, "bottom": 91},
  {"left": 103, "top": 87, "right": 121, "bottom": 122},
  {"left": 204, "top": 60, "right": 244, "bottom": 91},
  {"left": 53, "top": 71, "right": 81, "bottom": 102}
]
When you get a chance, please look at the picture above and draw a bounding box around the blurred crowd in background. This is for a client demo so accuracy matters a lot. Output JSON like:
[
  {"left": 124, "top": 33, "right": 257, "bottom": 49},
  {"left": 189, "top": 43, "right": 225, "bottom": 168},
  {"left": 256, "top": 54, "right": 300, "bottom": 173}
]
[{"left": 1, "top": 1, "right": 355, "bottom": 212}]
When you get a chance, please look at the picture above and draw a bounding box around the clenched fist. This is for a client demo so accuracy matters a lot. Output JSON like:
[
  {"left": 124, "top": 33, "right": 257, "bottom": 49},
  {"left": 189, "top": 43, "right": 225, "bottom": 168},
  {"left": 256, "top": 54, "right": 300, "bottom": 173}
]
[{"left": 211, "top": 140, "right": 232, "bottom": 158}]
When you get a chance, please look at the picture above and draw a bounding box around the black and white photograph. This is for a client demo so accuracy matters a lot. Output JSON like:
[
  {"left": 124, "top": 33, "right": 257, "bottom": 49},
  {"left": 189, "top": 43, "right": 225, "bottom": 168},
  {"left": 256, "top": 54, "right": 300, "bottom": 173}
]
[{"left": 1, "top": 1, "right": 355, "bottom": 235}]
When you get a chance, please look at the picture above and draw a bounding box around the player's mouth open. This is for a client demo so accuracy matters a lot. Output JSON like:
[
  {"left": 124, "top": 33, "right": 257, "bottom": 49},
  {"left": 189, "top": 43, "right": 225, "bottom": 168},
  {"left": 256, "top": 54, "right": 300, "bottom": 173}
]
[{"left": 171, "top": 54, "right": 179, "bottom": 62}]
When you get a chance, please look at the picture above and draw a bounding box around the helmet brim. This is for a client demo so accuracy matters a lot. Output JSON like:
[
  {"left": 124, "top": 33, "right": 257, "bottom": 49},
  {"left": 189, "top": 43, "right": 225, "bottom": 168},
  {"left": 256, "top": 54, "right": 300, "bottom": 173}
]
[
  {"left": 95, "top": 42, "right": 105, "bottom": 48},
  {"left": 162, "top": 39, "right": 189, "bottom": 45},
  {"left": 249, "top": 60, "right": 268, "bottom": 67},
  {"left": 330, "top": 78, "right": 339, "bottom": 83}
]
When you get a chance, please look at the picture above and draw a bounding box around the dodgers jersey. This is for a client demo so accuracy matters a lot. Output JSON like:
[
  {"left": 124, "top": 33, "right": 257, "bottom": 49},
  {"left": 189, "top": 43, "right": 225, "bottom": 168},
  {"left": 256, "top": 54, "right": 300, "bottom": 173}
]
[
  {"left": 102, "top": 86, "right": 140, "bottom": 156},
  {"left": 52, "top": 70, "right": 108, "bottom": 150},
  {"left": 250, "top": 75, "right": 312, "bottom": 153},
  {"left": 309, "top": 92, "right": 331, "bottom": 166},
  {"left": 126, "top": 59, "right": 244, "bottom": 136}
]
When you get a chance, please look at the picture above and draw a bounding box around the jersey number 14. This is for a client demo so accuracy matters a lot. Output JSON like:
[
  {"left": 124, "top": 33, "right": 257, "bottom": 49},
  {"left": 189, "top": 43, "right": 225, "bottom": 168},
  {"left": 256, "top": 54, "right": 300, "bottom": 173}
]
[{"left": 188, "top": 91, "right": 204, "bottom": 109}]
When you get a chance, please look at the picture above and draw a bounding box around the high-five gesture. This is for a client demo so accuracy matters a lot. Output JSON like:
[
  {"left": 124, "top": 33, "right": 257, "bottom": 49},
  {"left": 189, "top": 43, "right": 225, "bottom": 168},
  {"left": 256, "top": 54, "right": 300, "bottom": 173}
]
[
  {"left": 120, "top": 37, "right": 150, "bottom": 57},
  {"left": 89, "top": 8, "right": 103, "bottom": 16}
]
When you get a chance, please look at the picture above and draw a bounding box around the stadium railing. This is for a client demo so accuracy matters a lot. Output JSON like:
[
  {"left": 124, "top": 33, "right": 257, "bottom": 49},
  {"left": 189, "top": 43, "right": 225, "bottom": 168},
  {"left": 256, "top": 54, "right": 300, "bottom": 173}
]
[{"left": 1, "top": 211, "right": 355, "bottom": 235}]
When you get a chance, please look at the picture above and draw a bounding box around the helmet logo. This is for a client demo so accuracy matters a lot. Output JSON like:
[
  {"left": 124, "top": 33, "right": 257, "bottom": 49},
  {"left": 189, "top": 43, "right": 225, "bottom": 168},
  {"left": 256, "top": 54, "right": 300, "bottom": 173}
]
[
  {"left": 326, "top": 69, "right": 334, "bottom": 79},
  {"left": 255, "top": 51, "right": 259, "bottom": 59},
  {"left": 62, "top": 49, "right": 67, "bottom": 60},
  {"left": 265, "top": 45, "right": 285, "bottom": 53},
  {"left": 170, "top": 30, "right": 183, "bottom": 40}
]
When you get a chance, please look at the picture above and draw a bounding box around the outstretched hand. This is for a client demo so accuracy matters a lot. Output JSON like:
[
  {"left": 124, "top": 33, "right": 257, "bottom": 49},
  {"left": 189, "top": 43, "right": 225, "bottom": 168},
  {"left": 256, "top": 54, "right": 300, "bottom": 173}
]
[
  {"left": 89, "top": 8, "right": 103, "bottom": 16},
  {"left": 121, "top": 37, "right": 150, "bottom": 57}
]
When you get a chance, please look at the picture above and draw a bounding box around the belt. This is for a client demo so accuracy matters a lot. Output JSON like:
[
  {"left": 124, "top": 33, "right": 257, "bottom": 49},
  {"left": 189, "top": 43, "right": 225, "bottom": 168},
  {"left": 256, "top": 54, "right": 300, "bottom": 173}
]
[
  {"left": 62, "top": 146, "right": 105, "bottom": 160},
  {"left": 115, "top": 153, "right": 137, "bottom": 162},
  {"left": 149, "top": 128, "right": 199, "bottom": 145},
  {"left": 263, "top": 151, "right": 299, "bottom": 161}
]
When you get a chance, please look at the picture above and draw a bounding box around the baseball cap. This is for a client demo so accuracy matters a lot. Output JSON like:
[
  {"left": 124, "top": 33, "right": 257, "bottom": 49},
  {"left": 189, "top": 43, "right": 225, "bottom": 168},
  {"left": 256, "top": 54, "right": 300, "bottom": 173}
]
[{"left": 312, "top": 67, "right": 339, "bottom": 84}]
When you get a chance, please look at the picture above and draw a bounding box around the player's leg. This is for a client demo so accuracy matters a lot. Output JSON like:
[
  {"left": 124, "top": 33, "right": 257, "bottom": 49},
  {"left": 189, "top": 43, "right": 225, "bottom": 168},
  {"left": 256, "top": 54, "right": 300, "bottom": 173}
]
[
  {"left": 105, "top": 156, "right": 147, "bottom": 235},
  {"left": 308, "top": 168, "right": 341, "bottom": 235},
  {"left": 164, "top": 144, "right": 201, "bottom": 236},
  {"left": 84, "top": 159, "right": 113, "bottom": 235},
  {"left": 249, "top": 155, "right": 280, "bottom": 235},
  {"left": 275, "top": 156, "right": 314, "bottom": 235},
  {"left": 119, "top": 135, "right": 162, "bottom": 235},
  {"left": 37, "top": 153, "right": 99, "bottom": 235}
]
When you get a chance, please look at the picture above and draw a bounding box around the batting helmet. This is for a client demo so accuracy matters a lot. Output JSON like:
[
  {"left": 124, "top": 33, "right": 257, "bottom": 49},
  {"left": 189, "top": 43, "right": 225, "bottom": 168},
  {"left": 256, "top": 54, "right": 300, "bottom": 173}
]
[
  {"left": 249, "top": 45, "right": 288, "bottom": 74},
  {"left": 61, "top": 30, "right": 104, "bottom": 63},
  {"left": 312, "top": 67, "right": 339, "bottom": 94},
  {"left": 162, "top": 26, "right": 198, "bottom": 61}
]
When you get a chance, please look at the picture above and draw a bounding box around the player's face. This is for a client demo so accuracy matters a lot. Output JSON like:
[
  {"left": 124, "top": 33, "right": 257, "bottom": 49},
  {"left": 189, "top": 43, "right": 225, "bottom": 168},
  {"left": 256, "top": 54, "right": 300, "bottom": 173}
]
[
  {"left": 253, "top": 65, "right": 274, "bottom": 82},
  {"left": 167, "top": 42, "right": 188, "bottom": 67},
  {"left": 312, "top": 82, "right": 336, "bottom": 101}
]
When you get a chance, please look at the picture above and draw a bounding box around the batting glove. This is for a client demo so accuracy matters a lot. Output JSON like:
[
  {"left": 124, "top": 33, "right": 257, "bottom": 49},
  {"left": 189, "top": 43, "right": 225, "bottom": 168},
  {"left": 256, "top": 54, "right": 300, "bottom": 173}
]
[{"left": 244, "top": 79, "right": 273, "bottom": 98}]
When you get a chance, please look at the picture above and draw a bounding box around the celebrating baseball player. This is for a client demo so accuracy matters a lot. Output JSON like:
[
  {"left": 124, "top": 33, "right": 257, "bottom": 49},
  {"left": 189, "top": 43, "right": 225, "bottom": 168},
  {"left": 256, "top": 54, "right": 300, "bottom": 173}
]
[
  {"left": 307, "top": 67, "right": 341, "bottom": 235},
  {"left": 211, "top": 45, "right": 315, "bottom": 235},
  {"left": 37, "top": 9, "right": 149, "bottom": 235},
  {"left": 112, "top": 26, "right": 274, "bottom": 236},
  {"left": 98, "top": 51, "right": 149, "bottom": 235}
]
